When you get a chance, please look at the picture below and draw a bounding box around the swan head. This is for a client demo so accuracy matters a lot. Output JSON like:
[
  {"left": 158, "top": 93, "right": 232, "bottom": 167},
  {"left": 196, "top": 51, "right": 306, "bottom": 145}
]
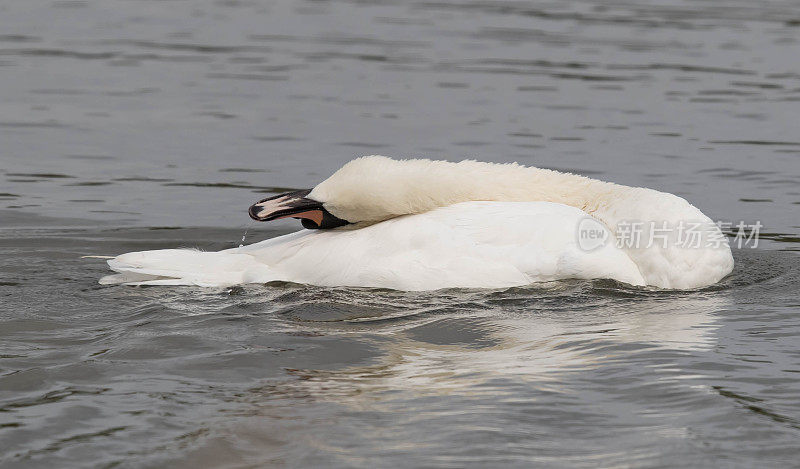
[
  {"left": 249, "top": 155, "right": 454, "bottom": 229},
  {"left": 248, "top": 189, "right": 350, "bottom": 229}
]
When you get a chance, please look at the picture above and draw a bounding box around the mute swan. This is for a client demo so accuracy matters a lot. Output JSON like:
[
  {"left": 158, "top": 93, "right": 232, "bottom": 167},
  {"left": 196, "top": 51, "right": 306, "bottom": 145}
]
[{"left": 100, "top": 156, "right": 733, "bottom": 290}]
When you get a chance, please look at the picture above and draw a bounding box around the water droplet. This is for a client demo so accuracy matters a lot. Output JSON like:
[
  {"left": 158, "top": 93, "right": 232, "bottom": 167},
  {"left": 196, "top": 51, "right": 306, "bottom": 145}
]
[{"left": 238, "top": 228, "right": 249, "bottom": 248}]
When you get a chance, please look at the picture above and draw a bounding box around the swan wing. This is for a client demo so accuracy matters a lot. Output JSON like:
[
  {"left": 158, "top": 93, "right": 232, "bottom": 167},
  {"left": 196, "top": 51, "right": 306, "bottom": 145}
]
[
  {"left": 101, "top": 202, "right": 646, "bottom": 290},
  {"left": 241, "top": 201, "right": 646, "bottom": 290}
]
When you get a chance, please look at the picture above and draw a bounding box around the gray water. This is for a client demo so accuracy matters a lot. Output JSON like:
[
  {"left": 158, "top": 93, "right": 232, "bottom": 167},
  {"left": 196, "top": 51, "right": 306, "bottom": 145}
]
[{"left": 2, "top": 0, "right": 800, "bottom": 467}]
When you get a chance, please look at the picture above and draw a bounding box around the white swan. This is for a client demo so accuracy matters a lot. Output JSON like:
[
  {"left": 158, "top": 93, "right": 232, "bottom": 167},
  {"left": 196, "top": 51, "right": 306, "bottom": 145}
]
[{"left": 100, "top": 156, "right": 733, "bottom": 290}]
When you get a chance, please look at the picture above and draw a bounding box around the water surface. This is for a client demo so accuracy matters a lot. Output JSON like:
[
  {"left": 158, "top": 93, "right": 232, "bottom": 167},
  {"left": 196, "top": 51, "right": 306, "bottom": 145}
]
[{"left": 1, "top": 0, "right": 800, "bottom": 467}]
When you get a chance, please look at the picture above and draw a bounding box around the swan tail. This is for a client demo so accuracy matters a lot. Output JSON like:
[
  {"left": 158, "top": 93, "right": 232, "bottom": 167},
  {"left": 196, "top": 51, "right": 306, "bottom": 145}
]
[{"left": 99, "top": 248, "right": 275, "bottom": 287}]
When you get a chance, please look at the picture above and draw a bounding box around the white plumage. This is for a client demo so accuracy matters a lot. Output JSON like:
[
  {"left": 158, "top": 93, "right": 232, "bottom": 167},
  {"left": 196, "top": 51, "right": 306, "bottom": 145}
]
[{"left": 100, "top": 156, "right": 734, "bottom": 290}]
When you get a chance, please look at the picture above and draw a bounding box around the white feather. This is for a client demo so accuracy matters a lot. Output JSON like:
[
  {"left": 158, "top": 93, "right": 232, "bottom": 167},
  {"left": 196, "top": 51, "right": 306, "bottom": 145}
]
[
  {"left": 309, "top": 156, "right": 733, "bottom": 289},
  {"left": 100, "top": 157, "right": 733, "bottom": 290}
]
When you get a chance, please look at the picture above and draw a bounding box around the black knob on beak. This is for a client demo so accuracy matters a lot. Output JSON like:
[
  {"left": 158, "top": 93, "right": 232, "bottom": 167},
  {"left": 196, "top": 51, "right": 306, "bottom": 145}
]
[{"left": 248, "top": 204, "right": 264, "bottom": 220}]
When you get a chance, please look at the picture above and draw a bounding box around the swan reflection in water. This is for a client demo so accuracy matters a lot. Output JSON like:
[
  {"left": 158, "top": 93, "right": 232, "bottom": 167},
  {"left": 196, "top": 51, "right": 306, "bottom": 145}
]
[
  {"left": 172, "top": 284, "right": 730, "bottom": 465},
  {"left": 271, "top": 288, "right": 725, "bottom": 394}
]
